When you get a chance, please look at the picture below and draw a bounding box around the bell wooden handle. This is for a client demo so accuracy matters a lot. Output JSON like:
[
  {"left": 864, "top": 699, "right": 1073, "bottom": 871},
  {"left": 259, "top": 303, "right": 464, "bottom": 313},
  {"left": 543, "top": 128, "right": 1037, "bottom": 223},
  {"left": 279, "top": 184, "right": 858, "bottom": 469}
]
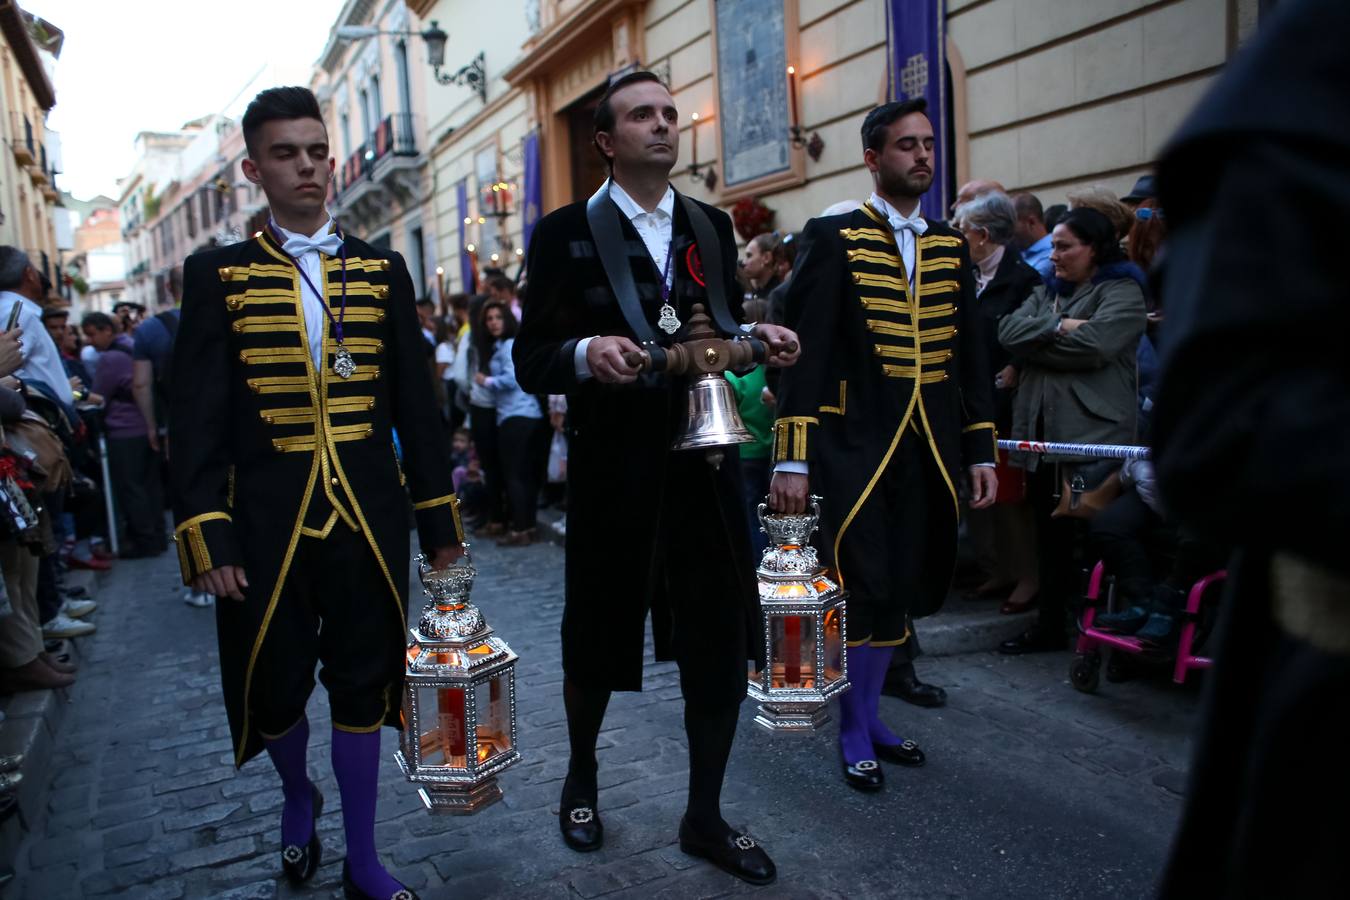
[{"left": 622, "top": 350, "right": 649, "bottom": 371}]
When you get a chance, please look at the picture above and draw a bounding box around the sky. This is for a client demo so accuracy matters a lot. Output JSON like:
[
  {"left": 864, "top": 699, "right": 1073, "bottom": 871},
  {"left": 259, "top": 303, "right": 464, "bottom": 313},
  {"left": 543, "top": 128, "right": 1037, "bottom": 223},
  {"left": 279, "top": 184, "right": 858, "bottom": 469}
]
[{"left": 25, "top": 0, "right": 346, "bottom": 202}]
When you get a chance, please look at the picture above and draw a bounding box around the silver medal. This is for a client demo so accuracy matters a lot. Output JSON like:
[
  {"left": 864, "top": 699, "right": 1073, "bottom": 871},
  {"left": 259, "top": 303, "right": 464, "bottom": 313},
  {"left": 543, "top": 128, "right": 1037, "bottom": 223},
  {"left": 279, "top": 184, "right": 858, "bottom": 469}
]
[
  {"left": 334, "top": 345, "right": 357, "bottom": 379},
  {"left": 657, "top": 304, "right": 681, "bottom": 335}
]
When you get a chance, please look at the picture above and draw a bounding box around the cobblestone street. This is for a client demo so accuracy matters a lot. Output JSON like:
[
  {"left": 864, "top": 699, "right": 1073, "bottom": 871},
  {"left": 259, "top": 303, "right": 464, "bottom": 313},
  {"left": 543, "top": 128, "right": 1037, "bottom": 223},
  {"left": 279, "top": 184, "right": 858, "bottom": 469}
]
[{"left": 7, "top": 535, "right": 1199, "bottom": 899}]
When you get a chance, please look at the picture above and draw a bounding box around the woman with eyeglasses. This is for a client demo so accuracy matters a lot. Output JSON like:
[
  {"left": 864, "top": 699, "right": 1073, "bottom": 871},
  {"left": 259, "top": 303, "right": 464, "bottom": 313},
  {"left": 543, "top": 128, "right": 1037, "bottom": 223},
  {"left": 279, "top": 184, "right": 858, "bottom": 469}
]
[
  {"left": 953, "top": 191, "right": 1045, "bottom": 614},
  {"left": 995, "top": 207, "right": 1148, "bottom": 655}
]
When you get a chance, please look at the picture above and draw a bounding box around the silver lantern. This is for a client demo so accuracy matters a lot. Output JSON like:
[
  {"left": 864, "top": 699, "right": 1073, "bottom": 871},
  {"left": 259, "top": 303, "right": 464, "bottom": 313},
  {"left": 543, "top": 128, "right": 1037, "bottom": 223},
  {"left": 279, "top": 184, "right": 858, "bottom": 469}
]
[
  {"left": 395, "top": 548, "right": 520, "bottom": 814},
  {"left": 747, "top": 499, "right": 849, "bottom": 732}
]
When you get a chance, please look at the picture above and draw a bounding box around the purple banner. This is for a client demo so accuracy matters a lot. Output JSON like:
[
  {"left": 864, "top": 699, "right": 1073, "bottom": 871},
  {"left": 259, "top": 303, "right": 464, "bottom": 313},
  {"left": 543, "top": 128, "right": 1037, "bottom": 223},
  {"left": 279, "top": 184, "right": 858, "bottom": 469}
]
[
  {"left": 521, "top": 130, "right": 541, "bottom": 255},
  {"left": 886, "top": 0, "right": 949, "bottom": 220},
  {"left": 457, "top": 179, "right": 476, "bottom": 294}
]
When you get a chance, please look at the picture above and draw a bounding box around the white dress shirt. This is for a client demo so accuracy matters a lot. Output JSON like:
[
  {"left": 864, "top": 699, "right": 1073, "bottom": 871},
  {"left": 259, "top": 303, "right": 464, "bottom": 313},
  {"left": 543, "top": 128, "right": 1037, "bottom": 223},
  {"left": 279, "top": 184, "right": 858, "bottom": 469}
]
[
  {"left": 0, "top": 290, "right": 74, "bottom": 406},
  {"left": 272, "top": 218, "right": 339, "bottom": 369},
  {"left": 867, "top": 191, "right": 927, "bottom": 288},
  {"left": 573, "top": 180, "right": 676, "bottom": 381}
]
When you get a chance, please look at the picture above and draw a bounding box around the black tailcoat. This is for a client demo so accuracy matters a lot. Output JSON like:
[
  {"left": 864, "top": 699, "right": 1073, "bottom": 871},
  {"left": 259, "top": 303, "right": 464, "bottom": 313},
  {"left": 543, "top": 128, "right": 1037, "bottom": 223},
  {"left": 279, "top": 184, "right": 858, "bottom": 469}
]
[
  {"left": 513, "top": 188, "right": 761, "bottom": 701},
  {"left": 774, "top": 205, "right": 996, "bottom": 634},
  {"left": 1153, "top": 0, "right": 1350, "bottom": 894},
  {"left": 170, "top": 231, "right": 461, "bottom": 767}
]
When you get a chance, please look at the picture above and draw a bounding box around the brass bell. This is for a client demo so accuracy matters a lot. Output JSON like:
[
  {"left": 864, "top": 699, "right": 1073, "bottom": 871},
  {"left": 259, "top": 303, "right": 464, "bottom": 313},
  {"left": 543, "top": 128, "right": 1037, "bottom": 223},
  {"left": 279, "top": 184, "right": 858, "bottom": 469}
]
[
  {"left": 671, "top": 372, "right": 755, "bottom": 453},
  {"left": 625, "top": 304, "right": 795, "bottom": 468}
]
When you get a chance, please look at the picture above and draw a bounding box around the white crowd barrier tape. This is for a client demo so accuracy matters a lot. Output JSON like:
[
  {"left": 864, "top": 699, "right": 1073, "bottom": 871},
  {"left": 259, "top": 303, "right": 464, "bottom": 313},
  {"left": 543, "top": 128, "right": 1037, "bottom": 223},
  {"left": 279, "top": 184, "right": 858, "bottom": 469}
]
[{"left": 997, "top": 439, "right": 1151, "bottom": 461}]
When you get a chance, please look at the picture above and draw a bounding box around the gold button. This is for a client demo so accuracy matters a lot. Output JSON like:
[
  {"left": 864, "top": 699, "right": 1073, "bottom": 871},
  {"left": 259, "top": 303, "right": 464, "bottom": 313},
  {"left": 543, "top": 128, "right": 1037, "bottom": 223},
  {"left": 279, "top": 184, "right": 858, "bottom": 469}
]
[
  {"left": 232, "top": 322, "right": 243, "bottom": 333},
  {"left": 227, "top": 298, "right": 242, "bottom": 311},
  {"left": 375, "top": 285, "right": 390, "bottom": 300},
  {"left": 331, "top": 477, "right": 339, "bottom": 486},
  {"left": 377, "top": 311, "right": 386, "bottom": 321},
  {"left": 249, "top": 381, "right": 260, "bottom": 393},
  {"left": 852, "top": 273, "right": 862, "bottom": 284},
  {"left": 365, "top": 426, "right": 373, "bottom": 437},
  {"left": 218, "top": 266, "right": 233, "bottom": 281},
  {"left": 264, "top": 415, "right": 275, "bottom": 424},
  {"left": 376, "top": 341, "right": 385, "bottom": 354},
  {"left": 951, "top": 327, "right": 959, "bottom": 336},
  {"left": 367, "top": 399, "right": 375, "bottom": 410},
  {"left": 239, "top": 352, "right": 248, "bottom": 363},
  {"left": 378, "top": 259, "right": 391, "bottom": 271},
  {"left": 272, "top": 440, "right": 283, "bottom": 452}
]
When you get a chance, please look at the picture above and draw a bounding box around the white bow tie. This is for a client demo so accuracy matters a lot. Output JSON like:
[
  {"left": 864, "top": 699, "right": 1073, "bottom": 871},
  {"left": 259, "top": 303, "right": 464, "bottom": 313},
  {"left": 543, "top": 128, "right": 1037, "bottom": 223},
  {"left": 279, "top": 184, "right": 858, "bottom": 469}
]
[
  {"left": 888, "top": 213, "right": 928, "bottom": 237},
  {"left": 279, "top": 229, "right": 343, "bottom": 258}
]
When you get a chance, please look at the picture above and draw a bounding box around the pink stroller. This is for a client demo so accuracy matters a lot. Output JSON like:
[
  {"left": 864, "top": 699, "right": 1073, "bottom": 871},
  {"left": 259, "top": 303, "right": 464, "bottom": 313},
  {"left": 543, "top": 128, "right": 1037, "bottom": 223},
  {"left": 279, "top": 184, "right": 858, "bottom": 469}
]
[{"left": 1069, "top": 561, "right": 1226, "bottom": 693}]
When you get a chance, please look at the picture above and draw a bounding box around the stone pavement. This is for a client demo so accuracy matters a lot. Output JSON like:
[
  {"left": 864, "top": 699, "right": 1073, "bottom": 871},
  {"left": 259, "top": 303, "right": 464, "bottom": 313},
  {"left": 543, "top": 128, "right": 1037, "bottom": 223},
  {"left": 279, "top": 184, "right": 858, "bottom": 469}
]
[{"left": 4, "top": 535, "right": 1201, "bottom": 899}]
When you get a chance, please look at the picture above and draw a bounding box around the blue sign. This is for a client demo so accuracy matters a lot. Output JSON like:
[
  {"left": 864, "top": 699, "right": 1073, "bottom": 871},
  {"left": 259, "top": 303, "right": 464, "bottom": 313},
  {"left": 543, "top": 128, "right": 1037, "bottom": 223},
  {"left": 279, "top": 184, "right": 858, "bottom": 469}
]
[
  {"left": 521, "top": 131, "right": 541, "bottom": 254},
  {"left": 887, "top": 0, "right": 949, "bottom": 219},
  {"left": 457, "top": 179, "right": 476, "bottom": 293}
]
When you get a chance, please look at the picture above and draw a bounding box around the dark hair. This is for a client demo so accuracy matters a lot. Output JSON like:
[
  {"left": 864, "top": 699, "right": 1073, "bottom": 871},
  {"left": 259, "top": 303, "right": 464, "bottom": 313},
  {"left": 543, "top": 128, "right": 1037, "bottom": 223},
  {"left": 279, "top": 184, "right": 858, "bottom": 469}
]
[
  {"left": 484, "top": 274, "right": 515, "bottom": 297},
  {"left": 242, "top": 86, "right": 325, "bottom": 158},
  {"left": 81, "top": 311, "right": 116, "bottom": 332},
  {"left": 415, "top": 298, "right": 435, "bottom": 311},
  {"left": 448, "top": 292, "right": 469, "bottom": 311},
  {"left": 593, "top": 70, "right": 667, "bottom": 171},
  {"left": 478, "top": 298, "right": 518, "bottom": 364},
  {"left": 0, "top": 247, "right": 32, "bottom": 291},
  {"left": 1011, "top": 191, "right": 1044, "bottom": 223},
  {"left": 1057, "top": 207, "right": 1125, "bottom": 267},
  {"left": 860, "top": 98, "right": 928, "bottom": 153},
  {"left": 1043, "top": 203, "right": 1068, "bottom": 230}
]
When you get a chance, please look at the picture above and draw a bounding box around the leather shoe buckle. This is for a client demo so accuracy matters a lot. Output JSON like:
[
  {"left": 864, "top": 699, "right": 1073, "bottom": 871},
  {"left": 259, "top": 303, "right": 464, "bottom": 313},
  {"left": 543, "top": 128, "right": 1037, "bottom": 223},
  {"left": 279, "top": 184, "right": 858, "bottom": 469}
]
[
  {"left": 569, "top": 807, "right": 594, "bottom": 824},
  {"left": 901, "top": 740, "right": 917, "bottom": 751},
  {"left": 392, "top": 891, "right": 415, "bottom": 900},
  {"left": 282, "top": 845, "right": 303, "bottom": 864},
  {"left": 734, "top": 835, "right": 757, "bottom": 850},
  {"left": 855, "top": 760, "right": 878, "bottom": 771}
]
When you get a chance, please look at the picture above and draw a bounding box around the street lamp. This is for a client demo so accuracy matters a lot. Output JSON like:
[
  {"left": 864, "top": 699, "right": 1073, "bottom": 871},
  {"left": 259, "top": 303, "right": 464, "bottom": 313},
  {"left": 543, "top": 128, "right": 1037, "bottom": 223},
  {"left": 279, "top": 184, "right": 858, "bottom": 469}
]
[{"left": 336, "top": 20, "right": 486, "bottom": 104}]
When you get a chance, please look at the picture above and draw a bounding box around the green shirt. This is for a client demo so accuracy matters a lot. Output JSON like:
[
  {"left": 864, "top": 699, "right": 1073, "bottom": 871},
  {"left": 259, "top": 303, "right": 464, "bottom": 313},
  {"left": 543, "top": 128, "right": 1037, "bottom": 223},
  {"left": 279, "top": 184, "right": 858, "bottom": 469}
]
[{"left": 726, "top": 366, "right": 773, "bottom": 459}]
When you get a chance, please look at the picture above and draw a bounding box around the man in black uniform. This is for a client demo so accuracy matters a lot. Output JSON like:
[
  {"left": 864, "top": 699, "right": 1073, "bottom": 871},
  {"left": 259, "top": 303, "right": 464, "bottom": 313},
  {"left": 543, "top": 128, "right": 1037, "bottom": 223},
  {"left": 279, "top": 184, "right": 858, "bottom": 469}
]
[
  {"left": 514, "top": 71, "right": 799, "bottom": 886},
  {"left": 170, "top": 87, "right": 461, "bottom": 900},
  {"left": 770, "top": 99, "right": 997, "bottom": 791},
  {"left": 1152, "top": 1, "right": 1350, "bottom": 895}
]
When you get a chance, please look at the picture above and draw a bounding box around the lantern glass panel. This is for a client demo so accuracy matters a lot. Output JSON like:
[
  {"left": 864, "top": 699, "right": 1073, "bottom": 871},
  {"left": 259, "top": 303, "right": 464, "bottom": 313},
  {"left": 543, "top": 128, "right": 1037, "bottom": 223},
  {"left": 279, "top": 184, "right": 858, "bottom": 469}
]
[
  {"left": 416, "top": 685, "right": 468, "bottom": 769},
  {"left": 770, "top": 614, "right": 817, "bottom": 689},
  {"left": 472, "top": 674, "right": 512, "bottom": 765},
  {"left": 823, "top": 608, "right": 843, "bottom": 682}
]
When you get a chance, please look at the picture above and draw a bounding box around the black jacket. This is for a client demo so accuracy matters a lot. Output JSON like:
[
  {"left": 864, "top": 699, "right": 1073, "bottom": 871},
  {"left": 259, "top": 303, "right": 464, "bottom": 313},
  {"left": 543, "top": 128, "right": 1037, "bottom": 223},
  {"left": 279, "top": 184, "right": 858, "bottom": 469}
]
[
  {"left": 513, "top": 186, "right": 760, "bottom": 697},
  {"left": 169, "top": 230, "right": 460, "bottom": 766},
  {"left": 975, "top": 249, "right": 1043, "bottom": 433}
]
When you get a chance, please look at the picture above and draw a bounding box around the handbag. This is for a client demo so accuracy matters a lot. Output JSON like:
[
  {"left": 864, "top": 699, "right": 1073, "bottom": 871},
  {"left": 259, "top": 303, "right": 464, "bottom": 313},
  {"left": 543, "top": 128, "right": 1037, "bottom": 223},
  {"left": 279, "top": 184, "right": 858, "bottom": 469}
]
[
  {"left": 1052, "top": 460, "right": 1122, "bottom": 519},
  {"left": 4, "top": 410, "right": 71, "bottom": 494},
  {"left": 993, "top": 449, "right": 1025, "bottom": 504}
]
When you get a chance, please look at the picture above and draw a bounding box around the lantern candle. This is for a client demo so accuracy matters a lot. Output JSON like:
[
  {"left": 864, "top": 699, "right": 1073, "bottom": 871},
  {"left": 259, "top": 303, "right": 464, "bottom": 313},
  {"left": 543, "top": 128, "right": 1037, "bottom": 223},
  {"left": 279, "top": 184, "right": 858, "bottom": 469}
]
[
  {"left": 690, "top": 112, "right": 700, "bottom": 167},
  {"left": 748, "top": 499, "right": 850, "bottom": 732},
  {"left": 787, "top": 66, "right": 799, "bottom": 126}
]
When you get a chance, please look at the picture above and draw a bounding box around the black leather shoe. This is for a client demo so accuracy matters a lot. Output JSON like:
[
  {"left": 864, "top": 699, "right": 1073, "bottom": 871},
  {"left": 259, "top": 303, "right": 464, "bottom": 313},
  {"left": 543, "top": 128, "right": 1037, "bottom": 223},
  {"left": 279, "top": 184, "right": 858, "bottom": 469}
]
[
  {"left": 841, "top": 758, "right": 885, "bottom": 791},
  {"left": 883, "top": 671, "right": 948, "bottom": 707},
  {"left": 999, "top": 626, "right": 1067, "bottom": 655},
  {"left": 559, "top": 798, "right": 604, "bottom": 852},
  {"left": 678, "top": 817, "right": 776, "bottom": 886},
  {"left": 280, "top": 783, "right": 323, "bottom": 885},
  {"left": 341, "top": 861, "right": 419, "bottom": 899},
  {"left": 875, "top": 738, "right": 926, "bottom": 767}
]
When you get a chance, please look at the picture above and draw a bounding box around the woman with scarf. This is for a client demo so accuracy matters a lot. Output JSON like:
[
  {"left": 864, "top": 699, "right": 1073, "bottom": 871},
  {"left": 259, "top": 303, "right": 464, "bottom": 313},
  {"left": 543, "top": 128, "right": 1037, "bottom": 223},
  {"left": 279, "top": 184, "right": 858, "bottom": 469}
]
[{"left": 994, "top": 207, "right": 1147, "bottom": 654}]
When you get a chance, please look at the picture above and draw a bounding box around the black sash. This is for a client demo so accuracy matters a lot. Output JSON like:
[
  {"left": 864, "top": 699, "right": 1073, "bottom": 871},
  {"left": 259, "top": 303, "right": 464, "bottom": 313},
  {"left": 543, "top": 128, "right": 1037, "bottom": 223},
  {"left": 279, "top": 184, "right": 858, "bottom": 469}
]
[{"left": 584, "top": 180, "right": 744, "bottom": 343}]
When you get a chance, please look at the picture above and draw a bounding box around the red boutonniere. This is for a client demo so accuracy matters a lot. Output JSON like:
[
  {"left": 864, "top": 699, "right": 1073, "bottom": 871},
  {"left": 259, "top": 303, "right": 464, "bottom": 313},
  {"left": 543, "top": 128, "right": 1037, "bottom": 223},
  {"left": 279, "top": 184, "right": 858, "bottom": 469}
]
[{"left": 685, "top": 244, "right": 706, "bottom": 287}]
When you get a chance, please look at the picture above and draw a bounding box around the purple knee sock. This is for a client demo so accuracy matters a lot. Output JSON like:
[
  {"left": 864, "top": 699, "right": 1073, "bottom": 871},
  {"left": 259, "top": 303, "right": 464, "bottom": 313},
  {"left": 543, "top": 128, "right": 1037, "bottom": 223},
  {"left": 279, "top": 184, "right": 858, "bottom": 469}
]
[
  {"left": 864, "top": 646, "right": 905, "bottom": 748},
  {"left": 263, "top": 716, "right": 313, "bottom": 848},
  {"left": 838, "top": 644, "right": 875, "bottom": 764},
  {"left": 330, "top": 728, "right": 403, "bottom": 897}
]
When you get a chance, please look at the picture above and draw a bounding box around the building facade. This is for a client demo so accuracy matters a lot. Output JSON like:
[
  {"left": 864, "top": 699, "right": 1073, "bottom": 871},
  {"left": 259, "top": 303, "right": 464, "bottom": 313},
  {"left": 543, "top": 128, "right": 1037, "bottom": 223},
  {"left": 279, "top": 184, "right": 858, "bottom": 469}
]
[
  {"left": 0, "top": 1, "right": 62, "bottom": 296},
  {"left": 118, "top": 130, "right": 193, "bottom": 309},
  {"left": 404, "top": 0, "right": 1259, "bottom": 298},
  {"left": 312, "top": 0, "right": 437, "bottom": 298}
]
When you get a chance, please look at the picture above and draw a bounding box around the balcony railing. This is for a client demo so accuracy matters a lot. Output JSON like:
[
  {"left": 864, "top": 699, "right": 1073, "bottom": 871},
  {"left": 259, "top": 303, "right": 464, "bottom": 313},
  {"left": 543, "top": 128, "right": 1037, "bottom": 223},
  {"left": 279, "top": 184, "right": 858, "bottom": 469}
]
[
  {"left": 338, "top": 113, "right": 419, "bottom": 198},
  {"left": 11, "top": 112, "right": 33, "bottom": 165}
]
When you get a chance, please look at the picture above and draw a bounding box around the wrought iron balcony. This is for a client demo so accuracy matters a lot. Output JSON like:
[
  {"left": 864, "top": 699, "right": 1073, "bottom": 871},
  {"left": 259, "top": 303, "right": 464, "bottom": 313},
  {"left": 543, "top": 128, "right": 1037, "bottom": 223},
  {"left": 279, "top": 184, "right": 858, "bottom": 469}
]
[{"left": 335, "top": 113, "right": 423, "bottom": 224}]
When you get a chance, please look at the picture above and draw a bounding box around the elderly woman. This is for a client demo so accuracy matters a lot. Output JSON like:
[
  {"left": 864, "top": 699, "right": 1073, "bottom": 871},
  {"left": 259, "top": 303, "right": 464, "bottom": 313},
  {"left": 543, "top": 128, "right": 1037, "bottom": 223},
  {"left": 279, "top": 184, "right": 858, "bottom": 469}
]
[
  {"left": 953, "top": 191, "right": 1044, "bottom": 613},
  {"left": 995, "top": 207, "right": 1147, "bottom": 654}
]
